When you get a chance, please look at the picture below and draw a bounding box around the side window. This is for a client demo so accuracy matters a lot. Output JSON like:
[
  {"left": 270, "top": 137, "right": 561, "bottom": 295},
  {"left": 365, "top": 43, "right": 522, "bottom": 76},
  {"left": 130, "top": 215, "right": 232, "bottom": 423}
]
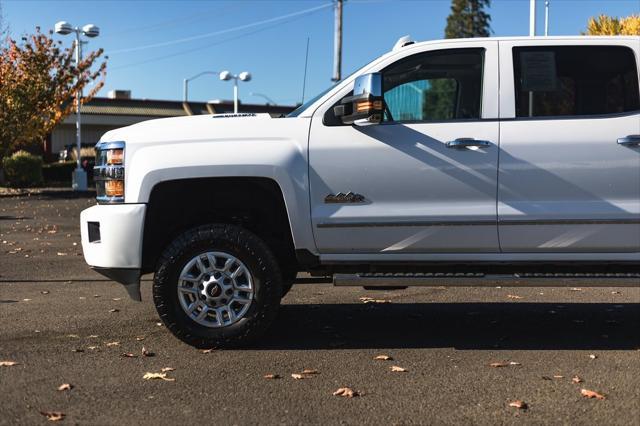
[
  {"left": 382, "top": 48, "right": 484, "bottom": 122},
  {"left": 513, "top": 46, "right": 640, "bottom": 118}
]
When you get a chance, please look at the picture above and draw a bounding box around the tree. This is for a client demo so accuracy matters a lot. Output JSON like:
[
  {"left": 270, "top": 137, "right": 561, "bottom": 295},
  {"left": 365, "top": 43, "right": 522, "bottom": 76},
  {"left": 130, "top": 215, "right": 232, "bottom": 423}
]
[
  {"left": 444, "top": 0, "right": 492, "bottom": 39},
  {"left": 585, "top": 14, "right": 640, "bottom": 35},
  {"left": 422, "top": 0, "right": 491, "bottom": 120},
  {"left": 0, "top": 27, "right": 106, "bottom": 160}
]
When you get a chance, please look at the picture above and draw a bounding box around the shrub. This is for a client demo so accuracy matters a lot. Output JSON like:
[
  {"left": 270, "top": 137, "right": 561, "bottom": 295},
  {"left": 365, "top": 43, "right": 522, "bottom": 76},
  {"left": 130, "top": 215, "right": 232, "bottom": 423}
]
[
  {"left": 42, "top": 161, "right": 76, "bottom": 184},
  {"left": 2, "top": 150, "right": 43, "bottom": 187}
]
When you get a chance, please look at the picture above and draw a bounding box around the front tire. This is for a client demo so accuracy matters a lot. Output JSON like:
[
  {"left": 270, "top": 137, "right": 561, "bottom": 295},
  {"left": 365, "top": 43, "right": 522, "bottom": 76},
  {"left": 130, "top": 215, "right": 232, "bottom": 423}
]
[{"left": 153, "top": 224, "right": 282, "bottom": 348}]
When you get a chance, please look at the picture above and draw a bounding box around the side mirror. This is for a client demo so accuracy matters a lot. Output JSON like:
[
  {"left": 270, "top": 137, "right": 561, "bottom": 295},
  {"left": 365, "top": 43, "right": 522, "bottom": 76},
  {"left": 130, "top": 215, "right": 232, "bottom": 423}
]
[{"left": 334, "top": 73, "right": 384, "bottom": 126}]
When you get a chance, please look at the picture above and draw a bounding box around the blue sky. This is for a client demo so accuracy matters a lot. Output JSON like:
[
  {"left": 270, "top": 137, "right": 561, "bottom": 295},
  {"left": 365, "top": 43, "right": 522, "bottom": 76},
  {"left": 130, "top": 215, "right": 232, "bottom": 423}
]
[{"left": 3, "top": 0, "right": 639, "bottom": 105}]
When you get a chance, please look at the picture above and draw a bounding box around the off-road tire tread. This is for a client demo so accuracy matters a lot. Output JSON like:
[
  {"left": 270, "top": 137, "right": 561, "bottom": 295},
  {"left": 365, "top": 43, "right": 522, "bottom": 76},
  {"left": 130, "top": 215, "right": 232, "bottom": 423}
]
[{"left": 153, "top": 224, "right": 282, "bottom": 348}]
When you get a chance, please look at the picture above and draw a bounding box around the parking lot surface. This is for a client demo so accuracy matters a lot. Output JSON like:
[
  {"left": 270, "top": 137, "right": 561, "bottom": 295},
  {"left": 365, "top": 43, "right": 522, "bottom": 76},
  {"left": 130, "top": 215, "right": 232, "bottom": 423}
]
[{"left": 1, "top": 194, "right": 639, "bottom": 425}]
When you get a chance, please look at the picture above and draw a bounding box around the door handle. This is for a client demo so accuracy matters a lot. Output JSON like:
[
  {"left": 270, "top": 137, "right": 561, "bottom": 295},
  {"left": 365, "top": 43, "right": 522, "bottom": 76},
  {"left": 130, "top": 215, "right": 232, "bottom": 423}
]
[
  {"left": 617, "top": 135, "right": 640, "bottom": 146},
  {"left": 446, "top": 138, "right": 492, "bottom": 149}
]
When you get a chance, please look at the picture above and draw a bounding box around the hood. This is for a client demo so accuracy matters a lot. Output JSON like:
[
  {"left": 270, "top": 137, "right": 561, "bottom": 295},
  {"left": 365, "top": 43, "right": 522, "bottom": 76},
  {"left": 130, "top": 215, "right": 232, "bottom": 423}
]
[{"left": 99, "top": 113, "right": 283, "bottom": 146}]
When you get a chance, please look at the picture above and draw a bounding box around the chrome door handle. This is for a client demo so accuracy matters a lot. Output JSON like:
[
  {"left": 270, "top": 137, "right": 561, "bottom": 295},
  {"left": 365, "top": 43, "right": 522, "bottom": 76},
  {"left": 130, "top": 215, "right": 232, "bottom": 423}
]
[
  {"left": 617, "top": 135, "right": 640, "bottom": 146},
  {"left": 446, "top": 138, "right": 492, "bottom": 148}
]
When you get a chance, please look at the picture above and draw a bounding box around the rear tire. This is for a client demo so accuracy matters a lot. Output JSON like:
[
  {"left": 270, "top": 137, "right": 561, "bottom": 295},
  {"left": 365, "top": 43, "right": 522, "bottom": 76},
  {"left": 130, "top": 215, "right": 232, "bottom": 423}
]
[{"left": 153, "top": 224, "right": 282, "bottom": 348}]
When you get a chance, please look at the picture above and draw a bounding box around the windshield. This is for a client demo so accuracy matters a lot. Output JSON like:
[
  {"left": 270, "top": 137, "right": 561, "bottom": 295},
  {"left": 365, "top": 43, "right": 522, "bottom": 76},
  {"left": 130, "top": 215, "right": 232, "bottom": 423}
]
[
  {"left": 286, "top": 86, "right": 334, "bottom": 117},
  {"left": 286, "top": 64, "right": 368, "bottom": 117}
]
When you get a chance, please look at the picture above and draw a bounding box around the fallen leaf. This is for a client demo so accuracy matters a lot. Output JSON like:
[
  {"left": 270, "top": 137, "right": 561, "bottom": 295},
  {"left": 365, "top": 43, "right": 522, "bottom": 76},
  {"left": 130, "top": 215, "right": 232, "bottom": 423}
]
[
  {"left": 156, "top": 322, "right": 163, "bottom": 326},
  {"left": 121, "top": 353, "right": 137, "bottom": 358},
  {"left": 333, "top": 387, "right": 359, "bottom": 398},
  {"left": 553, "top": 375, "right": 564, "bottom": 379},
  {"left": 201, "top": 348, "right": 215, "bottom": 354},
  {"left": 87, "top": 335, "right": 99, "bottom": 338},
  {"left": 611, "top": 291, "right": 621, "bottom": 295},
  {"left": 507, "top": 294, "right": 523, "bottom": 299},
  {"left": 66, "top": 334, "right": 80, "bottom": 338},
  {"left": 112, "top": 298, "right": 122, "bottom": 301},
  {"left": 71, "top": 349, "right": 84, "bottom": 353},
  {"left": 390, "top": 366, "right": 407, "bottom": 372},
  {"left": 106, "top": 341, "right": 120, "bottom": 347},
  {"left": 264, "top": 374, "right": 280, "bottom": 379},
  {"left": 56, "top": 252, "right": 67, "bottom": 256},
  {"left": 291, "top": 373, "right": 305, "bottom": 380},
  {"left": 509, "top": 400, "right": 528, "bottom": 409},
  {"left": 109, "top": 309, "right": 120, "bottom": 313},
  {"left": 57, "top": 383, "right": 72, "bottom": 391},
  {"left": 374, "top": 355, "right": 393, "bottom": 361},
  {"left": 40, "top": 411, "right": 65, "bottom": 422},
  {"left": 142, "top": 347, "right": 155, "bottom": 357},
  {"left": 135, "top": 336, "right": 145, "bottom": 341},
  {"left": 22, "top": 298, "right": 32, "bottom": 301},
  {"left": 161, "top": 367, "right": 175, "bottom": 372},
  {"left": 301, "top": 369, "right": 319, "bottom": 375},
  {"left": 87, "top": 346, "right": 99, "bottom": 350},
  {"left": 41, "top": 290, "right": 50, "bottom": 295},
  {"left": 0, "top": 361, "right": 19, "bottom": 367},
  {"left": 589, "top": 354, "right": 597, "bottom": 360},
  {"left": 490, "top": 362, "right": 509, "bottom": 368},
  {"left": 581, "top": 388, "right": 605, "bottom": 400},
  {"left": 143, "top": 372, "right": 175, "bottom": 381},
  {"left": 569, "top": 287, "right": 582, "bottom": 292},
  {"left": 572, "top": 376, "right": 583, "bottom": 384}
]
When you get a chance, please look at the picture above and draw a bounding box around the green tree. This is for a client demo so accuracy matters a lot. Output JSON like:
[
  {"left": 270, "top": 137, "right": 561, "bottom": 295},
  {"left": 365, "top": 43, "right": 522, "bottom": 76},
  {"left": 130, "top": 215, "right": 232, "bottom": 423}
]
[{"left": 423, "top": 0, "right": 491, "bottom": 120}]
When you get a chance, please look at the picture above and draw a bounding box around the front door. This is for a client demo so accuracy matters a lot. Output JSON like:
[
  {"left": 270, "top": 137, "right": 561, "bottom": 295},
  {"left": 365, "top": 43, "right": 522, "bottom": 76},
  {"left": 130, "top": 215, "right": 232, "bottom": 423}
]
[
  {"left": 309, "top": 42, "right": 500, "bottom": 254},
  {"left": 497, "top": 40, "right": 640, "bottom": 252}
]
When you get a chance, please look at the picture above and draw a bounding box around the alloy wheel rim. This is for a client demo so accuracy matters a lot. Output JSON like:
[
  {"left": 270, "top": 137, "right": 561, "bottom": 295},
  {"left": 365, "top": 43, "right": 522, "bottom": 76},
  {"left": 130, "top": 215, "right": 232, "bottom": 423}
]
[{"left": 177, "top": 251, "right": 254, "bottom": 328}]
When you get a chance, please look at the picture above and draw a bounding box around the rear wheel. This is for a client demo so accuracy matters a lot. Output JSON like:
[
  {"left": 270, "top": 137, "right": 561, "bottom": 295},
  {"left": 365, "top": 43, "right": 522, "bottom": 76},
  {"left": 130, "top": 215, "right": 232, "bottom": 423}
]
[{"left": 153, "top": 224, "right": 282, "bottom": 348}]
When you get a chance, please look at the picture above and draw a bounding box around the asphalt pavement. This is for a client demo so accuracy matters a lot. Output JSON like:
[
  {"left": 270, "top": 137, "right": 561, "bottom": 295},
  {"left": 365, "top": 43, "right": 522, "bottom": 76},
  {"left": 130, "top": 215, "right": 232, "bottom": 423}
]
[{"left": 1, "top": 194, "right": 639, "bottom": 425}]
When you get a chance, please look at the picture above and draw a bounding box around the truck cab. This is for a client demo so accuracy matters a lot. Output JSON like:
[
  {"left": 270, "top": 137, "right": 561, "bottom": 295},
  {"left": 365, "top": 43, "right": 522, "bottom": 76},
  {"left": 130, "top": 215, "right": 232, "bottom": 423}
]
[{"left": 81, "top": 36, "right": 640, "bottom": 347}]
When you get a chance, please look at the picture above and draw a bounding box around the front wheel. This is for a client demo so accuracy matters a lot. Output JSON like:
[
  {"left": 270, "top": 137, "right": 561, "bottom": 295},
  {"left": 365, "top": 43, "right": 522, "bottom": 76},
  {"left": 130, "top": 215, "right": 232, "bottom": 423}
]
[{"left": 153, "top": 224, "right": 283, "bottom": 348}]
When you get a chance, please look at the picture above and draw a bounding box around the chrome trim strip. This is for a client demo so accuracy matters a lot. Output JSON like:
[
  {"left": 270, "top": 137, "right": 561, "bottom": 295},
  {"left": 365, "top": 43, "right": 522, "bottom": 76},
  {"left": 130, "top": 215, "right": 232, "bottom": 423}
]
[
  {"left": 96, "top": 141, "right": 126, "bottom": 151},
  {"left": 316, "top": 218, "right": 640, "bottom": 228}
]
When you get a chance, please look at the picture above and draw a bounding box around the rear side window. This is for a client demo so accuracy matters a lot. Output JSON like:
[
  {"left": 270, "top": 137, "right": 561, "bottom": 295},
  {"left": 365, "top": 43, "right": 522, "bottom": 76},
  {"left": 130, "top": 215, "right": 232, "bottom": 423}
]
[{"left": 513, "top": 46, "right": 640, "bottom": 118}]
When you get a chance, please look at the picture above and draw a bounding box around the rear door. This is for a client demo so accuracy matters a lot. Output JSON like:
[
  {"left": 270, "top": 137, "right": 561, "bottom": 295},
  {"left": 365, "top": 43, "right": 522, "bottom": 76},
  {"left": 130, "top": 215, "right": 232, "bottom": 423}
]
[{"left": 497, "top": 39, "right": 640, "bottom": 252}]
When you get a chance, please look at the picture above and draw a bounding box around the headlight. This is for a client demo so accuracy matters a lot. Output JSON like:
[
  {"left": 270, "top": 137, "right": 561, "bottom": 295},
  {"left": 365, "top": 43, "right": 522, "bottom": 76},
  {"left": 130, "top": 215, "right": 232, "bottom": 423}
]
[{"left": 94, "top": 141, "right": 125, "bottom": 203}]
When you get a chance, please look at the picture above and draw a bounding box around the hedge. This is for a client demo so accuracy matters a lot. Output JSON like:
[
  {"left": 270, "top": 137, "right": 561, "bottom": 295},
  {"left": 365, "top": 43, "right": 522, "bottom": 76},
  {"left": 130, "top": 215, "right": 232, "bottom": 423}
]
[{"left": 2, "top": 151, "right": 43, "bottom": 187}]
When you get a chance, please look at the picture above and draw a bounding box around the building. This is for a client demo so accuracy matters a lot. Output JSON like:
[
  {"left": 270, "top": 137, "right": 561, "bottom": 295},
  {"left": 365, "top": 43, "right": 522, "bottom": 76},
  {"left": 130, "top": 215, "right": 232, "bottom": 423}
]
[{"left": 47, "top": 91, "right": 297, "bottom": 160}]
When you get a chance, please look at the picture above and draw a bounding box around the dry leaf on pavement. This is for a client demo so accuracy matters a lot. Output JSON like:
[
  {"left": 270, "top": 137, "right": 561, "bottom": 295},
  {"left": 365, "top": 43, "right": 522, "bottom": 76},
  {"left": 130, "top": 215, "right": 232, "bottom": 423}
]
[
  {"left": 264, "top": 374, "right": 280, "bottom": 379},
  {"left": 508, "top": 400, "right": 528, "bottom": 409},
  {"left": 553, "top": 375, "right": 564, "bottom": 379},
  {"left": 291, "top": 373, "right": 305, "bottom": 380},
  {"left": 106, "top": 341, "right": 120, "bottom": 347},
  {"left": 374, "top": 355, "right": 393, "bottom": 361},
  {"left": 109, "top": 309, "right": 120, "bottom": 313},
  {"left": 301, "top": 369, "right": 319, "bottom": 375},
  {"left": 57, "top": 383, "right": 72, "bottom": 391},
  {"left": 572, "top": 376, "right": 583, "bottom": 384},
  {"left": 390, "top": 366, "right": 408, "bottom": 372},
  {"left": 201, "top": 348, "right": 215, "bottom": 354},
  {"left": 581, "top": 389, "right": 606, "bottom": 400},
  {"left": 333, "top": 387, "right": 359, "bottom": 398},
  {"left": 0, "top": 361, "right": 19, "bottom": 367},
  {"left": 40, "top": 411, "right": 65, "bottom": 422},
  {"left": 161, "top": 367, "right": 175, "bottom": 372},
  {"left": 142, "top": 347, "right": 155, "bottom": 357},
  {"left": 121, "top": 353, "right": 137, "bottom": 358},
  {"left": 143, "top": 372, "right": 175, "bottom": 381},
  {"left": 509, "top": 361, "right": 521, "bottom": 366},
  {"left": 507, "top": 295, "right": 523, "bottom": 299},
  {"left": 489, "top": 362, "right": 509, "bottom": 367},
  {"left": 589, "top": 354, "right": 597, "bottom": 360}
]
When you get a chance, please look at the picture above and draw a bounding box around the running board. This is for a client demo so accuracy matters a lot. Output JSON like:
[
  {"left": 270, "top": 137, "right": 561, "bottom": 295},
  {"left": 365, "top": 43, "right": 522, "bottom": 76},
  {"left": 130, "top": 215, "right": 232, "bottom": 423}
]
[{"left": 333, "top": 272, "right": 640, "bottom": 288}]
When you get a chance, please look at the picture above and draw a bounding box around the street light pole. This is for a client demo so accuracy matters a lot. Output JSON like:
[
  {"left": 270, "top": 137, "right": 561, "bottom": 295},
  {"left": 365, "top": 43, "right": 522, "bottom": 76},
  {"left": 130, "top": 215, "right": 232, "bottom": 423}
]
[
  {"left": 219, "top": 71, "right": 252, "bottom": 114},
  {"left": 183, "top": 71, "right": 220, "bottom": 103},
  {"left": 529, "top": 0, "right": 536, "bottom": 37},
  {"left": 55, "top": 21, "right": 99, "bottom": 191},
  {"left": 544, "top": 0, "right": 550, "bottom": 36}
]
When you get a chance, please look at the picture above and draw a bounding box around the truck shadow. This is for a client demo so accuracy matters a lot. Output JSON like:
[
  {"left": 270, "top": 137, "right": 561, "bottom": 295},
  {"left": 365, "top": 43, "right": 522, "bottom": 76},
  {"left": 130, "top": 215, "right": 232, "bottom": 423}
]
[{"left": 260, "top": 302, "right": 640, "bottom": 350}]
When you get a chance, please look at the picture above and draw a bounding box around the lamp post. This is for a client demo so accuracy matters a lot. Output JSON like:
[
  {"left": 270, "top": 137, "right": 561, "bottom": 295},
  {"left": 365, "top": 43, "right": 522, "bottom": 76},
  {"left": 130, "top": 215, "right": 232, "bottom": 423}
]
[
  {"left": 183, "top": 71, "right": 220, "bottom": 103},
  {"left": 54, "top": 21, "right": 100, "bottom": 191},
  {"left": 219, "top": 71, "right": 251, "bottom": 114},
  {"left": 250, "top": 92, "right": 277, "bottom": 105}
]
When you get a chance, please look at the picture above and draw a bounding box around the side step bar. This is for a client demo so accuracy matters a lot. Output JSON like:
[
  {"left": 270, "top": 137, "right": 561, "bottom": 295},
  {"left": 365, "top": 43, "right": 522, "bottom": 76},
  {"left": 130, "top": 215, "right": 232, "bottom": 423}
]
[{"left": 333, "top": 272, "right": 640, "bottom": 288}]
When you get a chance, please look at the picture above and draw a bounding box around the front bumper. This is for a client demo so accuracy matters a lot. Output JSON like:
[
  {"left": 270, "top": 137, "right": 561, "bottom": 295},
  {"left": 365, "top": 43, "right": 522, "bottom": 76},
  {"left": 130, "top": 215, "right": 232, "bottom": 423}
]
[{"left": 80, "top": 204, "right": 146, "bottom": 300}]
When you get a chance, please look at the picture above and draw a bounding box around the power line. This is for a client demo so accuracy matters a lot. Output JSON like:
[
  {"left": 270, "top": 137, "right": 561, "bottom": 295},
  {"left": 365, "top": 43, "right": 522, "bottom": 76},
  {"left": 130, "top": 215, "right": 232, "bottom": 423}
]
[
  {"left": 109, "top": 12, "right": 321, "bottom": 71},
  {"left": 108, "top": 3, "right": 332, "bottom": 55}
]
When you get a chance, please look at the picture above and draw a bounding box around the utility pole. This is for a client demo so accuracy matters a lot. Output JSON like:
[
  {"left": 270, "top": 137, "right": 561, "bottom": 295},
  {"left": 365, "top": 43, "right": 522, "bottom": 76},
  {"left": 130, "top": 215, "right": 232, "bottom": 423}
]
[
  {"left": 529, "top": 0, "right": 536, "bottom": 37},
  {"left": 332, "top": 0, "right": 343, "bottom": 82}
]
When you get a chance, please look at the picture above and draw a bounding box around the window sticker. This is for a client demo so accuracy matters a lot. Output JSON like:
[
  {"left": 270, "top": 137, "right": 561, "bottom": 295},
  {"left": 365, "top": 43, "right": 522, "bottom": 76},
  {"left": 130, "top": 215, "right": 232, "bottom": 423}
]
[{"left": 520, "top": 51, "right": 558, "bottom": 92}]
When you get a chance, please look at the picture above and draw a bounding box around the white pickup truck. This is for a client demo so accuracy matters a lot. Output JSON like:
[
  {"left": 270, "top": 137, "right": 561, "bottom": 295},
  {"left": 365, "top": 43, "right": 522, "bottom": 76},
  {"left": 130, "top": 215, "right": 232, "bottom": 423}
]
[{"left": 81, "top": 36, "right": 640, "bottom": 347}]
